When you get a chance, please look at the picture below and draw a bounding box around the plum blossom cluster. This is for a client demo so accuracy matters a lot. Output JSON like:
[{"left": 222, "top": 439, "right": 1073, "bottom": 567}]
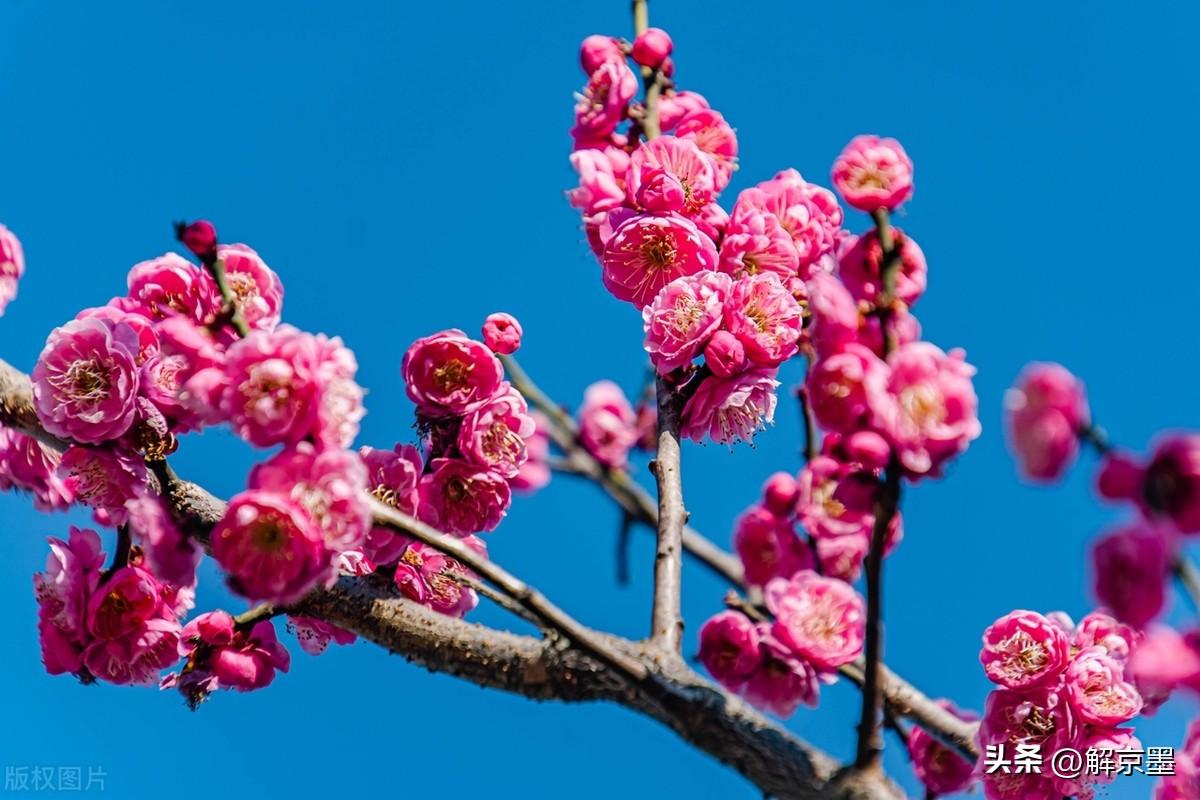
[
  {"left": 162, "top": 610, "right": 290, "bottom": 708},
  {"left": 976, "top": 609, "right": 1145, "bottom": 800},
  {"left": 698, "top": 570, "right": 864, "bottom": 716}
]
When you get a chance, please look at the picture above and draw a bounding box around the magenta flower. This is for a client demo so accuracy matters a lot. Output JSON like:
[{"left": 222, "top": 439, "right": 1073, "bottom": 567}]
[
  {"left": 572, "top": 59, "right": 637, "bottom": 142},
  {"left": 578, "top": 34, "right": 623, "bottom": 74},
  {"left": 568, "top": 145, "right": 630, "bottom": 218},
  {"left": 403, "top": 328, "right": 504, "bottom": 418},
  {"left": 1064, "top": 648, "right": 1142, "bottom": 726},
  {"left": 418, "top": 457, "right": 512, "bottom": 535},
  {"left": 34, "top": 527, "right": 105, "bottom": 654},
  {"left": 627, "top": 136, "right": 716, "bottom": 214},
  {"left": 980, "top": 610, "right": 1071, "bottom": 689},
  {"left": 32, "top": 315, "right": 142, "bottom": 445},
  {"left": 871, "top": 342, "right": 981, "bottom": 477},
  {"left": 83, "top": 615, "right": 181, "bottom": 687},
  {"left": 510, "top": 411, "right": 552, "bottom": 494},
  {"left": 741, "top": 627, "right": 821, "bottom": 717},
  {"left": 765, "top": 569, "right": 865, "bottom": 670},
  {"left": 806, "top": 343, "right": 889, "bottom": 435},
  {"left": 697, "top": 610, "right": 762, "bottom": 692},
  {"left": 124, "top": 252, "right": 220, "bottom": 324},
  {"left": 733, "top": 505, "right": 811, "bottom": 588},
  {"left": 718, "top": 206, "right": 800, "bottom": 281},
  {"left": 676, "top": 109, "right": 737, "bottom": 192},
  {"left": 838, "top": 229, "right": 927, "bottom": 308},
  {"left": 1071, "top": 611, "right": 1140, "bottom": 662},
  {"left": 58, "top": 445, "right": 149, "bottom": 528},
  {"left": 481, "top": 312, "right": 523, "bottom": 355},
  {"left": 1098, "top": 435, "right": 1200, "bottom": 533},
  {"left": 0, "top": 427, "right": 73, "bottom": 512},
  {"left": 1128, "top": 627, "right": 1200, "bottom": 708},
  {"left": 601, "top": 212, "right": 718, "bottom": 308},
  {"left": 218, "top": 244, "right": 284, "bottom": 332},
  {"left": 212, "top": 490, "right": 332, "bottom": 605},
  {"left": 577, "top": 380, "right": 639, "bottom": 469},
  {"left": 657, "top": 89, "right": 709, "bottom": 132},
  {"left": 796, "top": 459, "right": 902, "bottom": 582},
  {"left": 680, "top": 367, "right": 779, "bottom": 446},
  {"left": 805, "top": 271, "right": 860, "bottom": 358},
  {"left": 1092, "top": 520, "right": 1173, "bottom": 628},
  {"left": 248, "top": 442, "right": 370, "bottom": 553},
  {"left": 733, "top": 171, "right": 844, "bottom": 274},
  {"left": 86, "top": 566, "right": 161, "bottom": 641},
  {"left": 0, "top": 223, "right": 25, "bottom": 316},
  {"left": 393, "top": 535, "right": 487, "bottom": 618},
  {"left": 1156, "top": 720, "right": 1200, "bottom": 799},
  {"left": 361, "top": 442, "right": 423, "bottom": 516},
  {"left": 630, "top": 26, "right": 672, "bottom": 69},
  {"left": 831, "top": 135, "right": 914, "bottom": 212},
  {"left": 906, "top": 700, "right": 977, "bottom": 797},
  {"left": 642, "top": 270, "right": 730, "bottom": 374},
  {"left": 1005, "top": 362, "right": 1088, "bottom": 482},
  {"left": 125, "top": 495, "right": 201, "bottom": 589},
  {"left": 978, "top": 684, "right": 1076, "bottom": 760},
  {"left": 703, "top": 330, "right": 747, "bottom": 378},
  {"left": 761, "top": 471, "right": 799, "bottom": 516},
  {"left": 722, "top": 272, "right": 802, "bottom": 367},
  {"left": 457, "top": 383, "right": 536, "bottom": 479},
  {"left": 287, "top": 615, "right": 355, "bottom": 656},
  {"left": 169, "top": 611, "right": 290, "bottom": 706}
]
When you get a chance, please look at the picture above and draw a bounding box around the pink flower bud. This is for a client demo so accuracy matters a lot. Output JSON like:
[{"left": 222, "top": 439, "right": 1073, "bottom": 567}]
[
  {"left": 761, "top": 472, "right": 799, "bottom": 516},
  {"left": 481, "top": 312, "right": 523, "bottom": 355},
  {"left": 1096, "top": 451, "right": 1145, "bottom": 501},
  {"left": 579, "top": 34, "right": 623, "bottom": 74},
  {"left": 176, "top": 220, "right": 218, "bottom": 261},
  {"left": 703, "top": 330, "right": 746, "bottom": 378},
  {"left": 830, "top": 135, "right": 914, "bottom": 212},
  {"left": 631, "top": 27, "right": 673, "bottom": 70}
]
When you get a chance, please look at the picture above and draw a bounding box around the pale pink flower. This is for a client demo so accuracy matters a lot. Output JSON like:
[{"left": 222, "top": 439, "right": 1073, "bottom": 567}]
[
  {"left": 311, "top": 331, "right": 365, "bottom": 449},
  {"left": 675, "top": 109, "right": 738, "bottom": 191},
  {"left": 718, "top": 207, "right": 800, "bottom": 280},
  {"left": 577, "top": 380, "right": 639, "bottom": 469},
  {"left": 0, "top": 223, "right": 24, "bottom": 316},
  {"left": 838, "top": 229, "right": 927, "bottom": 307},
  {"left": 628, "top": 136, "right": 717, "bottom": 214},
  {"left": 1092, "top": 520, "right": 1173, "bottom": 628},
  {"left": 1072, "top": 611, "right": 1140, "bottom": 662},
  {"left": 631, "top": 27, "right": 672, "bottom": 69},
  {"left": 510, "top": 411, "right": 552, "bottom": 494},
  {"left": 218, "top": 244, "right": 284, "bottom": 332},
  {"left": 907, "top": 701, "right": 978, "bottom": 797},
  {"left": 418, "top": 457, "right": 512, "bottom": 535},
  {"left": 766, "top": 569, "right": 865, "bottom": 670},
  {"left": 1005, "top": 363, "right": 1088, "bottom": 482},
  {"left": 457, "top": 383, "right": 536, "bottom": 478},
  {"left": 733, "top": 505, "right": 812, "bottom": 587},
  {"left": 125, "top": 252, "right": 220, "bottom": 324},
  {"left": 32, "top": 315, "right": 142, "bottom": 444},
  {"left": 578, "top": 34, "right": 623, "bottom": 73},
  {"left": 1064, "top": 648, "right": 1142, "bottom": 726},
  {"left": 393, "top": 534, "right": 488, "bottom": 618},
  {"left": 831, "top": 135, "right": 914, "bottom": 212},
  {"left": 703, "top": 330, "right": 747, "bottom": 378},
  {"left": 698, "top": 610, "right": 762, "bottom": 692},
  {"left": 169, "top": 612, "right": 290, "bottom": 706},
  {"left": 361, "top": 442, "right": 422, "bottom": 516},
  {"left": 402, "top": 328, "right": 503, "bottom": 418},
  {"left": 805, "top": 271, "right": 860, "bottom": 358},
  {"left": 125, "top": 495, "right": 201, "bottom": 588},
  {"left": 0, "top": 427, "right": 73, "bottom": 511},
  {"left": 249, "top": 442, "right": 370, "bottom": 553},
  {"left": 287, "top": 616, "right": 355, "bottom": 656},
  {"left": 602, "top": 212, "right": 718, "bottom": 308},
  {"left": 680, "top": 367, "right": 779, "bottom": 446},
  {"left": 722, "top": 272, "right": 803, "bottom": 367},
  {"left": 742, "top": 627, "right": 821, "bottom": 716},
  {"left": 806, "top": 343, "right": 889, "bottom": 435},
  {"left": 980, "top": 610, "right": 1072, "bottom": 689},
  {"left": 657, "top": 90, "right": 709, "bottom": 132},
  {"left": 872, "top": 342, "right": 981, "bottom": 476},
  {"left": 572, "top": 59, "right": 637, "bottom": 142},
  {"left": 1098, "top": 435, "right": 1200, "bottom": 533},
  {"left": 481, "top": 312, "right": 523, "bottom": 355},
  {"left": 211, "top": 490, "right": 332, "bottom": 605},
  {"left": 642, "top": 270, "right": 730, "bottom": 373},
  {"left": 58, "top": 445, "right": 148, "bottom": 527}
]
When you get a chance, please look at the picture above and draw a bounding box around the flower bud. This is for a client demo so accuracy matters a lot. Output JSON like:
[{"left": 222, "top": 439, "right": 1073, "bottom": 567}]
[
  {"left": 704, "top": 330, "right": 746, "bottom": 378},
  {"left": 579, "top": 35, "right": 623, "bottom": 74},
  {"left": 176, "top": 220, "right": 218, "bottom": 262},
  {"left": 631, "top": 27, "right": 673, "bottom": 70}
]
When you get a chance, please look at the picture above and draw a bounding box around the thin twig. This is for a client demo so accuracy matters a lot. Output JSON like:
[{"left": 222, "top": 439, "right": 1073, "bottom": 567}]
[
  {"left": 234, "top": 603, "right": 280, "bottom": 629},
  {"left": 796, "top": 384, "right": 817, "bottom": 463},
  {"left": 450, "top": 571, "right": 548, "bottom": 632}
]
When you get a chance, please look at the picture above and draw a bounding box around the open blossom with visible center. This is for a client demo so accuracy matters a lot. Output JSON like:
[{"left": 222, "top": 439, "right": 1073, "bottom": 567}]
[
  {"left": 577, "top": 380, "right": 639, "bottom": 469},
  {"left": 796, "top": 458, "right": 902, "bottom": 581},
  {"left": 642, "top": 270, "right": 730, "bottom": 373},
  {"left": 838, "top": 228, "right": 927, "bottom": 308},
  {"left": 34, "top": 528, "right": 105, "bottom": 667},
  {"left": 218, "top": 244, "right": 284, "bottom": 332},
  {"left": 681, "top": 367, "right": 779, "bottom": 446},
  {"left": 765, "top": 569, "right": 865, "bottom": 670},
  {"left": 872, "top": 342, "right": 981, "bottom": 477},
  {"left": 481, "top": 312, "right": 523, "bottom": 355},
  {"left": 742, "top": 626, "right": 821, "bottom": 717},
  {"left": 361, "top": 443, "right": 422, "bottom": 517},
  {"left": 569, "top": 146, "right": 631, "bottom": 218},
  {"left": 733, "top": 505, "right": 811, "bottom": 587},
  {"left": 0, "top": 427, "right": 73, "bottom": 511},
  {"left": 698, "top": 610, "right": 762, "bottom": 692},
  {"left": 1005, "top": 363, "right": 1088, "bottom": 482},
  {"left": 1064, "top": 647, "right": 1142, "bottom": 726},
  {"left": 124, "top": 253, "right": 219, "bottom": 324},
  {"left": 125, "top": 495, "right": 201, "bottom": 589},
  {"left": 722, "top": 272, "right": 802, "bottom": 367},
  {"left": 1092, "top": 519, "right": 1173, "bottom": 628},
  {"left": 249, "top": 442, "right": 370, "bottom": 553},
  {"left": 287, "top": 616, "right": 355, "bottom": 656},
  {"left": 732, "top": 171, "right": 844, "bottom": 274},
  {"left": 627, "top": 135, "right": 716, "bottom": 213},
  {"left": 572, "top": 58, "right": 637, "bottom": 142},
  {"left": 167, "top": 611, "right": 290, "bottom": 707},
  {"left": 418, "top": 457, "right": 512, "bottom": 536},
  {"left": 602, "top": 212, "right": 718, "bottom": 308},
  {"left": 0, "top": 222, "right": 24, "bottom": 316},
  {"left": 978, "top": 684, "right": 1076, "bottom": 762},
  {"left": 33, "top": 315, "right": 142, "bottom": 445},
  {"left": 806, "top": 343, "right": 889, "bottom": 435},
  {"left": 1069, "top": 610, "right": 1140, "bottom": 662},
  {"left": 980, "top": 610, "right": 1071, "bottom": 689},
  {"left": 457, "top": 384, "right": 536, "bottom": 479},
  {"left": 907, "top": 700, "right": 978, "bottom": 797},
  {"left": 58, "top": 445, "right": 148, "bottom": 527},
  {"left": 403, "top": 329, "right": 503, "bottom": 418},
  {"left": 831, "top": 135, "right": 914, "bottom": 212},
  {"left": 718, "top": 205, "right": 800, "bottom": 280},
  {"left": 211, "top": 490, "right": 332, "bottom": 605},
  {"left": 676, "top": 109, "right": 738, "bottom": 191},
  {"left": 1098, "top": 435, "right": 1200, "bottom": 533},
  {"left": 393, "top": 535, "right": 487, "bottom": 618}
]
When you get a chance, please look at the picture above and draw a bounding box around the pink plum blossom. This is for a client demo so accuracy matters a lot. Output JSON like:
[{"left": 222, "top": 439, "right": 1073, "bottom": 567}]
[
  {"left": 287, "top": 616, "right": 355, "bottom": 655},
  {"left": 578, "top": 34, "right": 623, "bottom": 73},
  {"left": 1005, "top": 363, "right": 1088, "bottom": 482},
  {"left": 601, "top": 212, "right": 718, "bottom": 308},
  {"left": 361, "top": 443, "right": 423, "bottom": 516},
  {"left": 718, "top": 206, "right": 800, "bottom": 280},
  {"left": 765, "top": 569, "right": 865, "bottom": 670},
  {"left": 402, "top": 328, "right": 504, "bottom": 418},
  {"left": 1128, "top": 627, "right": 1200, "bottom": 704},
  {"left": 742, "top": 626, "right": 821, "bottom": 717},
  {"left": 980, "top": 610, "right": 1071, "bottom": 689},
  {"left": 168, "top": 611, "right": 290, "bottom": 707},
  {"left": 0, "top": 427, "right": 73, "bottom": 511},
  {"left": 58, "top": 445, "right": 148, "bottom": 527},
  {"left": 838, "top": 229, "right": 927, "bottom": 308},
  {"left": 796, "top": 458, "right": 902, "bottom": 581},
  {"left": 703, "top": 330, "right": 747, "bottom": 378},
  {"left": 1092, "top": 520, "right": 1173, "bottom": 628},
  {"left": 83, "top": 615, "right": 181, "bottom": 686},
  {"left": 642, "top": 270, "right": 730, "bottom": 373},
  {"left": 510, "top": 411, "right": 552, "bottom": 494},
  {"left": 125, "top": 495, "right": 201, "bottom": 589},
  {"left": 831, "top": 135, "right": 914, "bottom": 212},
  {"left": 806, "top": 343, "right": 889, "bottom": 435},
  {"left": 722, "top": 272, "right": 803, "bottom": 367},
  {"left": 577, "top": 380, "right": 639, "bottom": 469},
  {"left": 1156, "top": 720, "right": 1200, "bottom": 799},
  {"left": 698, "top": 610, "right": 762, "bottom": 692},
  {"left": 1064, "top": 648, "right": 1142, "bottom": 726},
  {"left": 630, "top": 27, "right": 672, "bottom": 69},
  {"left": 34, "top": 527, "right": 105, "bottom": 659},
  {"left": 457, "top": 383, "right": 535, "bottom": 479},
  {"left": 393, "top": 534, "right": 488, "bottom": 618},
  {"left": 680, "top": 367, "right": 779, "bottom": 446},
  {"left": 675, "top": 109, "right": 738, "bottom": 191},
  {"left": 1098, "top": 435, "right": 1200, "bottom": 533},
  {"left": 0, "top": 223, "right": 24, "bottom": 316},
  {"left": 572, "top": 59, "right": 637, "bottom": 142},
  {"left": 805, "top": 271, "right": 860, "bottom": 358},
  {"left": 733, "top": 505, "right": 812, "bottom": 587},
  {"left": 761, "top": 472, "right": 799, "bottom": 517},
  {"left": 418, "top": 457, "right": 512, "bottom": 535},
  {"left": 86, "top": 566, "right": 161, "bottom": 641},
  {"left": 218, "top": 244, "right": 284, "bottom": 332},
  {"left": 481, "top": 312, "right": 523, "bottom": 355},
  {"left": 732, "top": 171, "right": 844, "bottom": 274},
  {"left": 124, "top": 253, "right": 219, "bottom": 324},
  {"left": 177, "top": 220, "right": 217, "bottom": 261},
  {"left": 657, "top": 90, "right": 709, "bottom": 132},
  {"left": 627, "top": 136, "right": 716, "bottom": 213},
  {"left": 568, "top": 146, "right": 631, "bottom": 217},
  {"left": 907, "top": 701, "right": 978, "bottom": 797}
]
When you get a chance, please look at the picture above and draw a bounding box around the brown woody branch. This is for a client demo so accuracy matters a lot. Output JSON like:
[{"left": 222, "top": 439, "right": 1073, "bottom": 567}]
[{"left": 649, "top": 375, "right": 686, "bottom": 652}]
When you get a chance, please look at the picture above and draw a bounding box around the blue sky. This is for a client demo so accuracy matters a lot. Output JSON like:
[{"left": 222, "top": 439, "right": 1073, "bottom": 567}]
[{"left": 2, "top": 1, "right": 1198, "bottom": 797}]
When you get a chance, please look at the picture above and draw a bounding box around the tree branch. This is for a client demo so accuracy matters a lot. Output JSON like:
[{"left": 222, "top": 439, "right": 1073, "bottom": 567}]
[{"left": 650, "top": 375, "right": 686, "bottom": 652}]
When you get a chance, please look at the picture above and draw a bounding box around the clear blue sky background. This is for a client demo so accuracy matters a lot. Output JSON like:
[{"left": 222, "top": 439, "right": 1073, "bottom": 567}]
[{"left": 1, "top": 2, "right": 1197, "bottom": 798}]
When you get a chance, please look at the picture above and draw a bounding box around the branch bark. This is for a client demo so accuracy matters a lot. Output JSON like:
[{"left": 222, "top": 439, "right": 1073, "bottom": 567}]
[{"left": 650, "top": 375, "right": 686, "bottom": 652}]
